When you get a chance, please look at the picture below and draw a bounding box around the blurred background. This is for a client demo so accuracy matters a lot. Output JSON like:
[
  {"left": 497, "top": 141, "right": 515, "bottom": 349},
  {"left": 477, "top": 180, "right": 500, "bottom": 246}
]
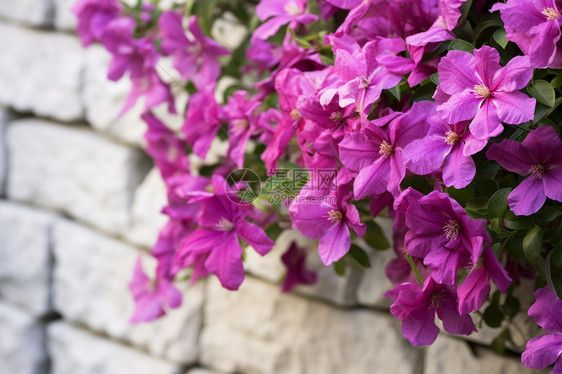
[{"left": 0, "top": 1, "right": 543, "bottom": 373}]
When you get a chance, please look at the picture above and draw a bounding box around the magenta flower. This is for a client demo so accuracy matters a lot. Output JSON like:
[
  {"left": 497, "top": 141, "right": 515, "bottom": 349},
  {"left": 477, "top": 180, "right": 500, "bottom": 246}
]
[
  {"left": 159, "top": 12, "right": 230, "bottom": 89},
  {"left": 402, "top": 102, "right": 487, "bottom": 189},
  {"left": 280, "top": 242, "right": 317, "bottom": 292},
  {"left": 436, "top": 46, "right": 535, "bottom": 140},
  {"left": 176, "top": 176, "right": 274, "bottom": 290},
  {"left": 492, "top": 0, "right": 562, "bottom": 69},
  {"left": 522, "top": 287, "right": 562, "bottom": 372},
  {"left": 385, "top": 277, "right": 476, "bottom": 346},
  {"left": 142, "top": 113, "right": 190, "bottom": 178},
  {"left": 102, "top": 18, "right": 175, "bottom": 114},
  {"left": 486, "top": 126, "right": 562, "bottom": 216},
  {"left": 253, "top": 0, "right": 318, "bottom": 41},
  {"left": 339, "top": 101, "right": 431, "bottom": 199},
  {"left": 72, "top": 0, "right": 122, "bottom": 47},
  {"left": 404, "top": 190, "right": 490, "bottom": 284},
  {"left": 288, "top": 180, "right": 366, "bottom": 266},
  {"left": 457, "top": 247, "right": 512, "bottom": 314},
  {"left": 129, "top": 257, "right": 182, "bottom": 323},
  {"left": 182, "top": 85, "right": 223, "bottom": 160}
]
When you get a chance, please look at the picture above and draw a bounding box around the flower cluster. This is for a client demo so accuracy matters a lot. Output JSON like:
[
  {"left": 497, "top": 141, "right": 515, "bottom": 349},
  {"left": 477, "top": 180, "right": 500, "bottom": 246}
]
[{"left": 75, "top": 0, "right": 562, "bottom": 370}]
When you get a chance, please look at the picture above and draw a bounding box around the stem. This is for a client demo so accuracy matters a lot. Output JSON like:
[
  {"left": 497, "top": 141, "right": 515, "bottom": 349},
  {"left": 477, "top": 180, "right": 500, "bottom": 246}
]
[{"left": 405, "top": 254, "right": 425, "bottom": 285}]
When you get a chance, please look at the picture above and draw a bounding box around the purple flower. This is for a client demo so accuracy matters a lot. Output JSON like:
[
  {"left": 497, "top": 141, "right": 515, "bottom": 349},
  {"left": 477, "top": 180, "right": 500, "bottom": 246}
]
[
  {"left": 72, "top": 0, "right": 122, "bottom": 47},
  {"left": 175, "top": 176, "right": 274, "bottom": 290},
  {"left": 492, "top": 0, "right": 562, "bottom": 69},
  {"left": 402, "top": 102, "right": 487, "bottom": 189},
  {"left": 253, "top": 0, "right": 318, "bottom": 41},
  {"left": 385, "top": 277, "right": 476, "bottom": 346},
  {"left": 142, "top": 113, "right": 190, "bottom": 178},
  {"left": 281, "top": 242, "right": 317, "bottom": 292},
  {"left": 129, "top": 257, "right": 182, "bottom": 323},
  {"left": 486, "top": 126, "right": 562, "bottom": 216},
  {"left": 457, "top": 247, "right": 512, "bottom": 314},
  {"left": 436, "top": 46, "right": 535, "bottom": 140},
  {"left": 288, "top": 179, "right": 366, "bottom": 265},
  {"left": 159, "top": 12, "right": 230, "bottom": 89},
  {"left": 101, "top": 18, "right": 175, "bottom": 114},
  {"left": 182, "top": 86, "right": 223, "bottom": 160},
  {"left": 522, "top": 287, "right": 562, "bottom": 372},
  {"left": 339, "top": 101, "right": 431, "bottom": 199},
  {"left": 404, "top": 190, "right": 490, "bottom": 284}
]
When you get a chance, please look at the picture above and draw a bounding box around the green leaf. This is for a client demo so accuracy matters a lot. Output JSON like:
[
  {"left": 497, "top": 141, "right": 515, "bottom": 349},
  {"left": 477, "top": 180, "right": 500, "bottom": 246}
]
[
  {"left": 448, "top": 39, "right": 474, "bottom": 53},
  {"left": 473, "top": 176, "right": 497, "bottom": 197},
  {"left": 528, "top": 80, "right": 556, "bottom": 107},
  {"left": 504, "top": 210, "right": 535, "bottom": 230},
  {"left": 348, "top": 244, "right": 372, "bottom": 268},
  {"left": 334, "top": 259, "right": 345, "bottom": 277},
  {"left": 430, "top": 73, "right": 440, "bottom": 86},
  {"left": 483, "top": 303, "right": 504, "bottom": 328},
  {"left": 491, "top": 329, "right": 512, "bottom": 355},
  {"left": 493, "top": 28, "right": 508, "bottom": 49},
  {"left": 387, "top": 84, "right": 402, "bottom": 102},
  {"left": 503, "top": 295, "right": 520, "bottom": 318},
  {"left": 552, "top": 242, "right": 562, "bottom": 269},
  {"left": 523, "top": 226, "right": 545, "bottom": 273},
  {"left": 488, "top": 188, "right": 512, "bottom": 219},
  {"left": 551, "top": 73, "right": 562, "bottom": 89},
  {"left": 536, "top": 206, "right": 562, "bottom": 223},
  {"left": 363, "top": 221, "right": 390, "bottom": 250}
]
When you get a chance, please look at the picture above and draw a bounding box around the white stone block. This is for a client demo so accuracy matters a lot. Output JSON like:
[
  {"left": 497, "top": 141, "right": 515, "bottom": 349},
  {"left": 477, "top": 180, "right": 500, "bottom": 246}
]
[
  {"left": 0, "top": 0, "right": 53, "bottom": 26},
  {"left": 201, "top": 277, "right": 422, "bottom": 374},
  {"left": 0, "top": 23, "right": 84, "bottom": 121},
  {"left": 0, "top": 301, "right": 48, "bottom": 374},
  {"left": 48, "top": 322, "right": 183, "bottom": 374},
  {"left": 83, "top": 45, "right": 187, "bottom": 146},
  {"left": 0, "top": 202, "right": 56, "bottom": 316},
  {"left": 7, "top": 119, "right": 150, "bottom": 236},
  {"left": 425, "top": 335, "right": 539, "bottom": 374},
  {"left": 52, "top": 219, "right": 203, "bottom": 365},
  {"left": 126, "top": 167, "right": 168, "bottom": 248}
]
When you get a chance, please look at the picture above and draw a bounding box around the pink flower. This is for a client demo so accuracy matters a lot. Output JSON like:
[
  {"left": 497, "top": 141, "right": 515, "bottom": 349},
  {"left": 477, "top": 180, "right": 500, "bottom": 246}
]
[
  {"left": 486, "top": 126, "right": 562, "bottom": 216},
  {"left": 159, "top": 12, "right": 230, "bottom": 89},
  {"left": 253, "top": 0, "right": 318, "bottom": 41},
  {"left": 522, "top": 287, "right": 562, "bottom": 372},
  {"left": 72, "top": 0, "right": 122, "bottom": 47},
  {"left": 402, "top": 102, "right": 487, "bottom": 189},
  {"left": 129, "top": 258, "right": 182, "bottom": 323},
  {"left": 492, "top": 0, "right": 562, "bottom": 68},
  {"left": 436, "top": 46, "right": 535, "bottom": 140},
  {"left": 385, "top": 277, "right": 476, "bottom": 346},
  {"left": 289, "top": 179, "right": 366, "bottom": 265},
  {"left": 281, "top": 243, "right": 317, "bottom": 292}
]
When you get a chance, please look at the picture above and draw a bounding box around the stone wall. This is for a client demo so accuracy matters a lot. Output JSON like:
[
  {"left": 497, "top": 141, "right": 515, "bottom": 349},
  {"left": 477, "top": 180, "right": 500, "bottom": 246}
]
[{"left": 0, "top": 2, "right": 543, "bottom": 374}]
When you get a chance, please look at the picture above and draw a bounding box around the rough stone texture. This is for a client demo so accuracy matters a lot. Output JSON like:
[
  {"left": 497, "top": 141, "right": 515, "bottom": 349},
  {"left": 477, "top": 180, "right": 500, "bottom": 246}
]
[
  {"left": 52, "top": 219, "right": 203, "bottom": 365},
  {"left": 245, "top": 229, "right": 361, "bottom": 306},
  {"left": 201, "top": 277, "right": 423, "bottom": 374},
  {"left": 82, "top": 45, "right": 188, "bottom": 146},
  {"left": 356, "top": 217, "right": 395, "bottom": 308},
  {"left": 0, "top": 23, "right": 83, "bottom": 121},
  {"left": 48, "top": 322, "right": 183, "bottom": 374},
  {"left": 0, "top": 202, "right": 55, "bottom": 316},
  {"left": 0, "top": 0, "right": 54, "bottom": 26},
  {"left": 7, "top": 119, "right": 150, "bottom": 236},
  {"left": 425, "top": 335, "right": 543, "bottom": 374},
  {"left": 126, "top": 167, "right": 168, "bottom": 249},
  {"left": 186, "top": 370, "right": 220, "bottom": 374},
  {"left": 0, "top": 301, "right": 48, "bottom": 374},
  {"left": 0, "top": 108, "right": 12, "bottom": 195}
]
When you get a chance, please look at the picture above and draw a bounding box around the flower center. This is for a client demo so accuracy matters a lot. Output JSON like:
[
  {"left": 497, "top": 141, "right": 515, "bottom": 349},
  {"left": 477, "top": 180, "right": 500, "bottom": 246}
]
[
  {"left": 379, "top": 140, "right": 393, "bottom": 158},
  {"left": 542, "top": 7, "right": 560, "bottom": 21},
  {"left": 330, "top": 111, "right": 344, "bottom": 123},
  {"left": 284, "top": 1, "right": 303, "bottom": 16},
  {"left": 529, "top": 164, "right": 545, "bottom": 180},
  {"left": 290, "top": 109, "right": 301, "bottom": 121},
  {"left": 430, "top": 293, "right": 442, "bottom": 308},
  {"left": 443, "top": 219, "right": 461, "bottom": 241},
  {"left": 445, "top": 130, "right": 460, "bottom": 145},
  {"left": 360, "top": 76, "right": 370, "bottom": 89},
  {"left": 232, "top": 118, "right": 249, "bottom": 131},
  {"left": 327, "top": 209, "right": 343, "bottom": 222},
  {"left": 216, "top": 218, "right": 235, "bottom": 232},
  {"left": 474, "top": 84, "right": 491, "bottom": 99},
  {"left": 166, "top": 146, "right": 179, "bottom": 161}
]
